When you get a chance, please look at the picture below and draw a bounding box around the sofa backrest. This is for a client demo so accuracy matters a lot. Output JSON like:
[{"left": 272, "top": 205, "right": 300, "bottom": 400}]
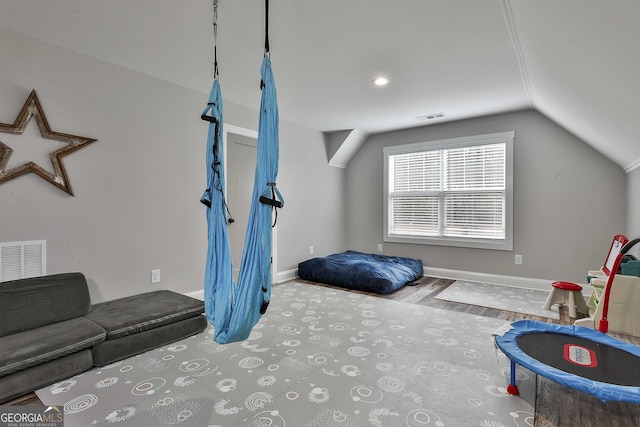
[{"left": 0, "top": 272, "right": 92, "bottom": 337}]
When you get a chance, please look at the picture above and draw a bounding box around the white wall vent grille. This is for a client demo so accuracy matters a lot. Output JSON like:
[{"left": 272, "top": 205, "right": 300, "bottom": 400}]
[{"left": 0, "top": 240, "right": 46, "bottom": 282}]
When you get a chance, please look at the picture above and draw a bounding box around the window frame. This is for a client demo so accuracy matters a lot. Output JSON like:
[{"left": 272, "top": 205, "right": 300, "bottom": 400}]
[{"left": 383, "top": 131, "right": 514, "bottom": 251}]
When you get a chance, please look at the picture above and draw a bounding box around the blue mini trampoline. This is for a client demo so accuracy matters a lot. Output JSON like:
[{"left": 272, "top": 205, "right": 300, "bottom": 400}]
[{"left": 494, "top": 320, "right": 640, "bottom": 403}]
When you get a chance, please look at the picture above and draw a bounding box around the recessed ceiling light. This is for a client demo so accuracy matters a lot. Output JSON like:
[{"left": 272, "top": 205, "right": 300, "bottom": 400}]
[{"left": 373, "top": 77, "right": 390, "bottom": 86}]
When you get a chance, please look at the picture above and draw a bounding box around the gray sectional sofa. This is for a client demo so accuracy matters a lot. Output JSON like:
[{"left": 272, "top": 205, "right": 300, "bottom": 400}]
[{"left": 0, "top": 272, "right": 207, "bottom": 404}]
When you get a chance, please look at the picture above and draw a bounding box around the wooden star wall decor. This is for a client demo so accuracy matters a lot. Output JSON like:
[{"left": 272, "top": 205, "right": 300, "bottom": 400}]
[{"left": 0, "top": 89, "right": 97, "bottom": 196}]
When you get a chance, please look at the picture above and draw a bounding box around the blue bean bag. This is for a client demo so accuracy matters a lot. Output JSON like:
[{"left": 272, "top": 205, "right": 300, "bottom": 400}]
[{"left": 297, "top": 251, "right": 423, "bottom": 294}]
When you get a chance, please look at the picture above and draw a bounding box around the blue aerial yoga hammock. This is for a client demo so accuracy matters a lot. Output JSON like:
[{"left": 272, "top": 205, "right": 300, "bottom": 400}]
[{"left": 201, "top": 1, "right": 283, "bottom": 344}]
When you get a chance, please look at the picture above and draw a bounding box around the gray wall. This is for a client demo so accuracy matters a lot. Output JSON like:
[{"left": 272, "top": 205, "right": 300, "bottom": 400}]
[
  {"left": 346, "top": 110, "right": 627, "bottom": 283},
  {"left": 276, "top": 120, "right": 346, "bottom": 266},
  {"left": 3, "top": 26, "right": 634, "bottom": 295},
  {"left": 626, "top": 167, "right": 640, "bottom": 257},
  {"left": 0, "top": 28, "right": 345, "bottom": 302}
]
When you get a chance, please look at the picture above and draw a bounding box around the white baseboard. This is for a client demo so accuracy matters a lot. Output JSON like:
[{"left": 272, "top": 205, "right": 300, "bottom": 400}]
[
  {"left": 283, "top": 266, "right": 556, "bottom": 291},
  {"left": 185, "top": 269, "right": 297, "bottom": 301},
  {"left": 423, "top": 266, "right": 554, "bottom": 292},
  {"left": 187, "top": 267, "right": 567, "bottom": 299},
  {"left": 275, "top": 268, "right": 298, "bottom": 283},
  {"left": 185, "top": 290, "right": 204, "bottom": 301}
]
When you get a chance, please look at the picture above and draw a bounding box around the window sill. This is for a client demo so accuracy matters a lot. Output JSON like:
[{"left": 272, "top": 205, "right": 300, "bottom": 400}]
[{"left": 384, "top": 234, "right": 513, "bottom": 251}]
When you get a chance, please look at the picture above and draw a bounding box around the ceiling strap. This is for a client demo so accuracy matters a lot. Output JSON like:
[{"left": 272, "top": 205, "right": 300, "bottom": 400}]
[
  {"left": 264, "top": 0, "right": 270, "bottom": 57},
  {"left": 212, "top": 0, "right": 219, "bottom": 79}
]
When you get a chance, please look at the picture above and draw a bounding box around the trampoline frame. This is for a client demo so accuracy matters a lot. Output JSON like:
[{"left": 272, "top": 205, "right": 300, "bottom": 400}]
[{"left": 495, "top": 319, "right": 640, "bottom": 403}]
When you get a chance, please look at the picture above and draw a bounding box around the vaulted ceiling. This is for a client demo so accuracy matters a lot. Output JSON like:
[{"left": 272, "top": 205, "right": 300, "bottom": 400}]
[{"left": 1, "top": 1, "right": 639, "bottom": 170}]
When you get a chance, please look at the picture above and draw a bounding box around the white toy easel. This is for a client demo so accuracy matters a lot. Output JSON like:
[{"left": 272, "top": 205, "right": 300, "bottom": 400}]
[{"left": 575, "top": 235, "right": 640, "bottom": 337}]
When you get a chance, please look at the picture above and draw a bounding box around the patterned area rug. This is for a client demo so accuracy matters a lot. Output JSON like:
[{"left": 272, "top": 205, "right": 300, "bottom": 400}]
[
  {"left": 435, "top": 281, "right": 560, "bottom": 320},
  {"left": 37, "top": 281, "right": 535, "bottom": 426}
]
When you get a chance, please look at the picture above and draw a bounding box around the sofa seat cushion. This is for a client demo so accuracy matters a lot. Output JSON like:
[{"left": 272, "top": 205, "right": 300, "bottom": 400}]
[
  {"left": 85, "top": 290, "right": 205, "bottom": 340},
  {"left": 0, "top": 350, "right": 94, "bottom": 405},
  {"left": 0, "top": 317, "right": 105, "bottom": 377},
  {"left": 91, "top": 315, "right": 208, "bottom": 366}
]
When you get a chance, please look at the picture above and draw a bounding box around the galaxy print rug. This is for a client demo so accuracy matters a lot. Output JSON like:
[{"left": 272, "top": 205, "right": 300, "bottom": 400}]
[
  {"left": 436, "top": 281, "right": 561, "bottom": 320},
  {"left": 37, "top": 280, "right": 534, "bottom": 426}
]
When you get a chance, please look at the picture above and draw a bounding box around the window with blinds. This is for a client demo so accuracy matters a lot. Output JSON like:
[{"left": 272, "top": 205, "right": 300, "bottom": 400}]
[{"left": 383, "top": 132, "right": 514, "bottom": 250}]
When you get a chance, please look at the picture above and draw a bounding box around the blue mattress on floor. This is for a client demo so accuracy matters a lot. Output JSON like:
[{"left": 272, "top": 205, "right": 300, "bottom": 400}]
[{"left": 297, "top": 251, "right": 423, "bottom": 294}]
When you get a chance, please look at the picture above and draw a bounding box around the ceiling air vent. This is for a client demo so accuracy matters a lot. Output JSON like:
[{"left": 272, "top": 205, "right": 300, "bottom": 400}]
[{"left": 416, "top": 112, "right": 445, "bottom": 121}]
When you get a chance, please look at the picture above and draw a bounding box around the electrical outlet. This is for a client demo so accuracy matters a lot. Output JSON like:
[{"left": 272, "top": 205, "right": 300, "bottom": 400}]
[
  {"left": 378, "top": 244, "right": 383, "bottom": 252},
  {"left": 515, "top": 255, "right": 523, "bottom": 265},
  {"left": 309, "top": 246, "right": 314, "bottom": 255},
  {"left": 151, "top": 269, "right": 161, "bottom": 283}
]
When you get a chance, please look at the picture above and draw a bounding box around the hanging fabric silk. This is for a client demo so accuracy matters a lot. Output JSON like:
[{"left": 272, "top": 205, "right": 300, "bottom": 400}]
[
  {"left": 201, "top": 4, "right": 282, "bottom": 343},
  {"left": 226, "top": 55, "right": 281, "bottom": 343},
  {"left": 201, "top": 77, "right": 234, "bottom": 343}
]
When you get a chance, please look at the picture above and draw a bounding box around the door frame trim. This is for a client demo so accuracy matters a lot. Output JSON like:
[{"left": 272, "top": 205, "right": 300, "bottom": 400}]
[{"left": 223, "top": 124, "right": 278, "bottom": 282}]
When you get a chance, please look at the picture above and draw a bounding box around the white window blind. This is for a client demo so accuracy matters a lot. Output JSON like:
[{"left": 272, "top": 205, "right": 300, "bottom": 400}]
[
  {"left": 384, "top": 132, "right": 513, "bottom": 250},
  {"left": 443, "top": 143, "right": 506, "bottom": 239},
  {"left": 388, "top": 150, "right": 441, "bottom": 236}
]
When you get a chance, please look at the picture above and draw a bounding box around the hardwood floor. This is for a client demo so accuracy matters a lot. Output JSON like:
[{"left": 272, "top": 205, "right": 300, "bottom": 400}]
[
  {"left": 4, "top": 393, "right": 42, "bottom": 406},
  {"left": 8, "top": 277, "right": 640, "bottom": 426}
]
